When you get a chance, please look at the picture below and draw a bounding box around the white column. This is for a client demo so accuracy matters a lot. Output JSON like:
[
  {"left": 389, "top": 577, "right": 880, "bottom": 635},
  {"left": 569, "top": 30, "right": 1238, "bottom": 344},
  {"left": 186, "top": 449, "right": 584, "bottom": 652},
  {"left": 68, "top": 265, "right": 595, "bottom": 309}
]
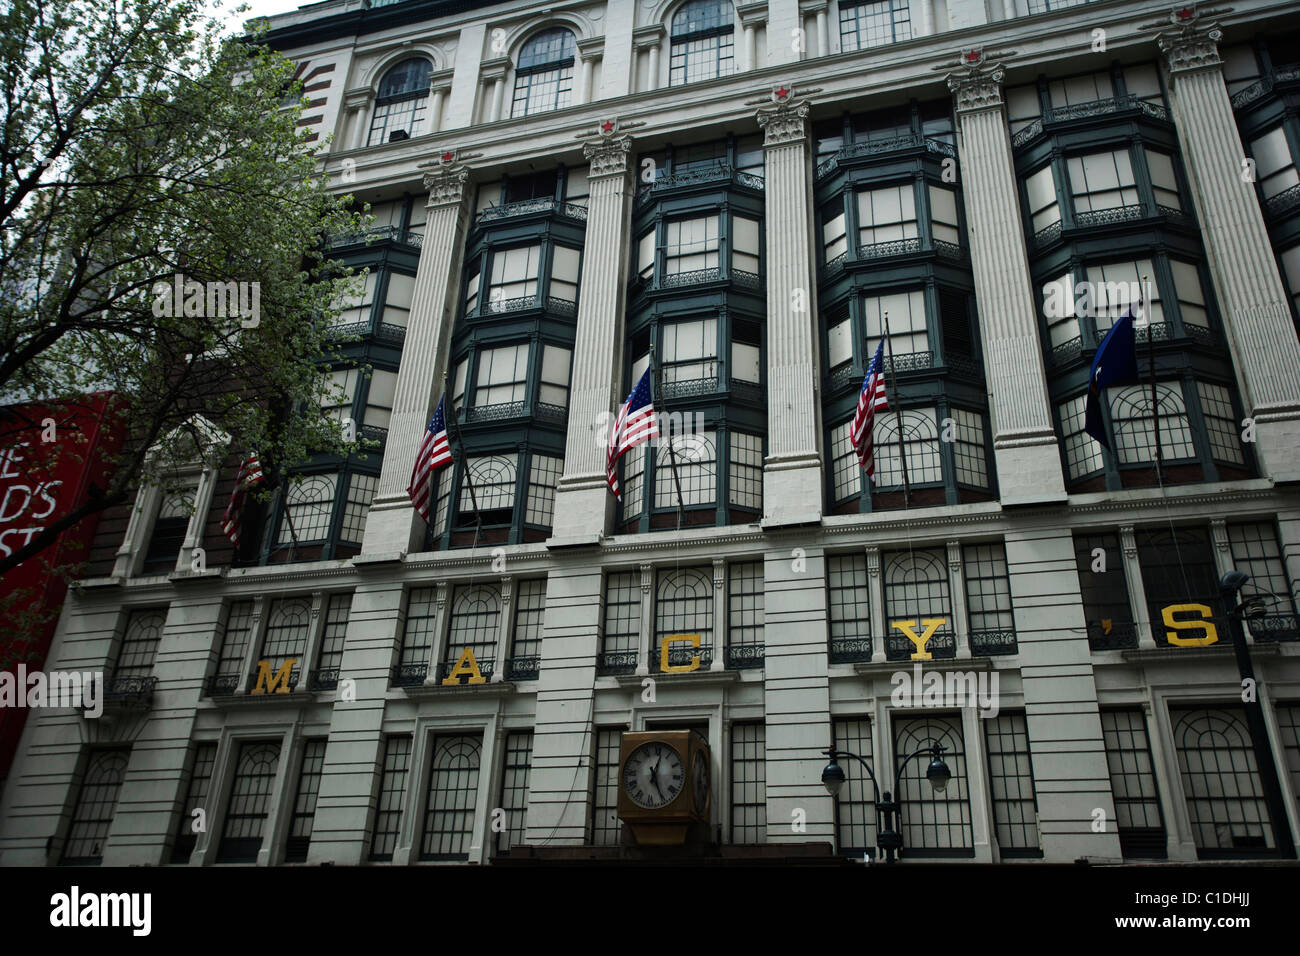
[
  {"left": 424, "top": 582, "right": 450, "bottom": 685},
  {"left": 1155, "top": 14, "right": 1300, "bottom": 482},
  {"left": 1001, "top": 0, "right": 1015, "bottom": 22},
  {"left": 490, "top": 78, "right": 505, "bottom": 123},
  {"left": 492, "top": 576, "right": 514, "bottom": 682},
  {"left": 549, "top": 128, "right": 634, "bottom": 543},
  {"left": 360, "top": 156, "right": 472, "bottom": 555},
  {"left": 637, "top": 562, "right": 654, "bottom": 676},
  {"left": 648, "top": 45, "right": 660, "bottom": 91},
  {"left": 176, "top": 459, "right": 219, "bottom": 575},
  {"left": 299, "top": 591, "right": 327, "bottom": 689},
  {"left": 962, "top": 707, "right": 995, "bottom": 861},
  {"left": 745, "top": 25, "right": 757, "bottom": 67},
  {"left": 947, "top": 56, "right": 1067, "bottom": 506},
  {"left": 757, "top": 92, "right": 824, "bottom": 527},
  {"left": 428, "top": 88, "right": 446, "bottom": 134},
  {"left": 867, "top": 546, "right": 886, "bottom": 663},
  {"left": 1120, "top": 525, "right": 1157, "bottom": 650},
  {"left": 920, "top": 0, "right": 933, "bottom": 36},
  {"left": 711, "top": 559, "right": 726, "bottom": 671},
  {"left": 579, "top": 58, "right": 594, "bottom": 104},
  {"left": 815, "top": 11, "right": 828, "bottom": 55},
  {"left": 948, "top": 540, "right": 972, "bottom": 659}
]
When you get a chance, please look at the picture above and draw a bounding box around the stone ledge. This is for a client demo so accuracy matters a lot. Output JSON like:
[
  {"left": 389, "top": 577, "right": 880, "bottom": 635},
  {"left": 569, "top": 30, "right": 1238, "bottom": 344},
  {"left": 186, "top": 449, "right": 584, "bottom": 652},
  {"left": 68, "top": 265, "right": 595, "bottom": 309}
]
[
  {"left": 400, "top": 680, "right": 517, "bottom": 699},
  {"left": 614, "top": 669, "right": 740, "bottom": 688}
]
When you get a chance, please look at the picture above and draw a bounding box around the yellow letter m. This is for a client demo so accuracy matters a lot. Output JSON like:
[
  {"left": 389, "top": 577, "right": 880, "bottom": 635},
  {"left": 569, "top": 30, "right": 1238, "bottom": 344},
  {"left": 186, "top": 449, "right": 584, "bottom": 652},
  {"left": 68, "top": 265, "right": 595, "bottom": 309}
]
[{"left": 252, "top": 658, "right": 298, "bottom": 695}]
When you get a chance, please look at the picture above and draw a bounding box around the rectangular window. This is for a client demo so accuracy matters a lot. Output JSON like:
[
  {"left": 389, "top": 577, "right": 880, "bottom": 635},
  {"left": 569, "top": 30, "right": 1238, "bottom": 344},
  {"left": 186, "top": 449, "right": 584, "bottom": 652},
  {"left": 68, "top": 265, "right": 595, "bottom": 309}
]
[
  {"left": 1170, "top": 707, "right": 1274, "bottom": 856},
  {"left": 61, "top": 749, "right": 131, "bottom": 864},
  {"left": 444, "top": 584, "right": 501, "bottom": 678},
  {"left": 1042, "top": 273, "right": 1081, "bottom": 349},
  {"left": 830, "top": 419, "right": 860, "bottom": 502},
  {"left": 1068, "top": 149, "right": 1139, "bottom": 215},
  {"left": 1073, "top": 532, "right": 1135, "bottom": 648},
  {"left": 285, "top": 739, "right": 327, "bottom": 863},
  {"left": 857, "top": 183, "right": 918, "bottom": 247},
  {"left": 171, "top": 742, "right": 216, "bottom": 863},
  {"left": 601, "top": 571, "right": 639, "bottom": 670},
  {"left": 963, "top": 542, "right": 1015, "bottom": 636},
  {"left": 591, "top": 728, "right": 623, "bottom": 845},
  {"left": 874, "top": 407, "right": 942, "bottom": 486},
  {"left": 731, "top": 337, "right": 761, "bottom": 385},
  {"left": 1005, "top": 84, "right": 1042, "bottom": 137},
  {"left": 398, "top": 587, "right": 437, "bottom": 676},
  {"left": 839, "top": 0, "right": 911, "bottom": 52},
  {"left": 822, "top": 203, "right": 847, "bottom": 263},
  {"left": 1048, "top": 70, "right": 1113, "bottom": 107},
  {"left": 369, "top": 735, "right": 412, "bottom": 861},
  {"left": 951, "top": 408, "right": 989, "bottom": 489},
  {"left": 1024, "top": 166, "right": 1060, "bottom": 234},
  {"left": 112, "top": 609, "right": 166, "bottom": 681},
  {"left": 655, "top": 431, "right": 717, "bottom": 507},
  {"left": 511, "top": 579, "right": 546, "bottom": 667},
  {"left": 730, "top": 723, "right": 766, "bottom": 843},
  {"left": 257, "top": 596, "right": 311, "bottom": 689},
  {"left": 539, "top": 345, "right": 572, "bottom": 410},
  {"left": 464, "top": 260, "right": 480, "bottom": 316},
  {"left": 474, "top": 344, "right": 529, "bottom": 408},
  {"left": 832, "top": 718, "right": 876, "bottom": 855},
  {"left": 665, "top": 216, "right": 720, "bottom": 276},
  {"left": 655, "top": 566, "right": 714, "bottom": 668},
  {"left": 496, "top": 731, "right": 533, "bottom": 855},
  {"left": 214, "top": 600, "right": 254, "bottom": 688},
  {"left": 421, "top": 735, "right": 482, "bottom": 860},
  {"left": 1228, "top": 522, "right": 1296, "bottom": 637},
  {"left": 217, "top": 741, "right": 282, "bottom": 863},
  {"left": 984, "top": 712, "right": 1041, "bottom": 857},
  {"left": 1124, "top": 64, "right": 1165, "bottom": 106},
  {"left": 661, "top": 318, "right": 717, "bottom": 387},
  {"left": 278, "top": 473, "right": 336, "bottom": 544},
  {"left": 637, "top": 230, "right": 656, "bottom": 280},
  {"left": 341, "top": 473, "right": 378, "bottom": 545},
  {"left": 381, "top": 273, "right": 415, "bottom": 328},
  {"left": 1060, "top": 395, "right": 1105, "bottom": 481},
  {"left": 332, "top": 271, "right": 377, "bottom": 328},
  {"left": 862, "top": 289, "right": 928, "bottom": 363},
  {"left": 1146, "top": 150, "right": 1182, "bottom": 210},
  {"left": 1197, "top": 381, "right": 1244, "bottom": 466},
  {"left": 669, "top": 31, "right": 735, "bottom": 87},
  {"left": 315, "top": 593, "right": 350, "bottom": 677},
  {"left": 827, "top": 553, "right": 871, "bottom": 662},
  {"left": 565, "top": 166, "right": 590, "bottom": 207},
  {"left": 1136, "top": 526, "right": 1225, "bottom": 646},
  {"left": 727, "top": 561, "right": 764, "bottom": 668},
  {"left": 488, "top": 245, "right": 541, "bottom": 307},
  {"left": 1100, "top": 709, "right": 1167, "bottom": 858},
  {"left": 143, "top": 485, "right": 194, "bottom": 573},
  {"left": 461, "top": 454, "right": 518, "bottom": 514},
  {"left": 364, "top": 370, "right": 398, "bottom": 430},
  {"left": 728, "top": 431, "right": 763, "bottom": 512},
  {"left": 732, "top": 216, "right": 760, "bottom": 274},
  {"left": 1086, "top": 259, "right": 1160, "bottom": 334},
  {"left": 827, "top": 313, "right": 853, "bottom": 373},
  {"left": 621, "top": 442, "right": 646, "bottom": 518},
  {"left": 1279, "top": 704, "right": 1300, "bottom": 810},
  {"left": 1170, "top": 260, "right": 1208, "bottom": 329},
  {"left": 525, "top": 454, "right": 562, "bottom": 528},
  {"left": 550, "top": 246, "right": 581, "bottom": 303},
  {"left": 432, "top": 467, "right": 453, "bottom": 539},
  {"left": 1110, "top": 382, "right": 1195, "bottom": 464},
  {"left": 894, "top": 715, "right": 972, "bottom": 855},
  {"left": 884, "top": 549, "right": 954, "bottom": 660},
  {"left": 1250, "top": 127, "right": 1299, "bottom": 200},
  {"left": 928, "top": 186, "right": 960, "bottom": 245}
]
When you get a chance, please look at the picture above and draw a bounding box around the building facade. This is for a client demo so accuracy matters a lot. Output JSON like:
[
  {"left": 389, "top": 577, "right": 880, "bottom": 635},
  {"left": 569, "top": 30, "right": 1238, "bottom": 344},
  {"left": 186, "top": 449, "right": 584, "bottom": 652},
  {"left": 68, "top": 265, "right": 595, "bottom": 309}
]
[{"left": 3, "top": 0, "right": 1300, "bottom": 865}]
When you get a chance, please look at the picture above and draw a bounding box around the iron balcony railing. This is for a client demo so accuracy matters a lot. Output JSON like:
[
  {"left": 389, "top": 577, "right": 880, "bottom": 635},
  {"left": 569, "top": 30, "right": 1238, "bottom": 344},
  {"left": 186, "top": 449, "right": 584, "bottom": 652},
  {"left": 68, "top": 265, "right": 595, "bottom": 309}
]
[
  {"left": 391, "top": 662, "right": 428, "bottom": 687},
  {"left": 325, "top": 224, "right": 424, "bottom": 250},
  {"left": 815, "top": 134, "right": 956, "bottom": 180},
  {"left": 726, "top": 644, "right": 765, "bottom": 669},
  {"left": 654, "top": 643, "right": 713, "bottom": 672},
  {"left": 308, "top": 668, "right": 340, "bottom": 692},
  {"left": 468, "top": 294, "right": 578, "bottom": 319},
  {"left": 476, "top": 197, "right": 588, "bottom": 226},
  {"left": 828, "top": 638, "right": 873, "bottom": 664},
  {"left": 206, "top": 673, "right": 241, "bottom": 697},
  {"left": 1246, "top": 613, "right": 1300, "bottom": 643},
  {"left": 1011, "top": 95, "right": 1172, "bottom": 149},
  {"left": 595, "top": 651, "right": 638, "bottom": 676},
  {"left": 885, "top": 629, "right": 957, "bottom": 662},
  {"left": 634, "top": 163, "right": 764, "bottom": 206},
  {"left": 969, "top": 629, "right": 1018, "bottom": 656},
  {"left": 104, "top": 676, "right": 158, "bottom": 706},
  {"left": 505, "top": 656, "right": 541, "bottom": 681},
  {"left": 1087, "top": 620, "right": 1139, "bottom": 651},
  {"left": 436, "top": 658, "right": 496, "bottom": 683}
]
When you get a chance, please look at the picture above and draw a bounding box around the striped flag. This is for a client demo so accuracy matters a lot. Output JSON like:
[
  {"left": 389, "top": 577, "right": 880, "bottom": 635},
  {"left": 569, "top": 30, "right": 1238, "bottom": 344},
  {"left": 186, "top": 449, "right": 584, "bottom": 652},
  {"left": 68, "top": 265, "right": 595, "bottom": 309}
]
[
  {"left": 606, "top": 369, "right": 659, "bottom": 501},
  {"left": 851, "top": 340, "right": 890, "bottom": 480},
  {"left": 407, "top": 396, "right": 453, "bottom": 521},
  {"left": 222, "top": 452, "right": 265, "bottom": 545}
]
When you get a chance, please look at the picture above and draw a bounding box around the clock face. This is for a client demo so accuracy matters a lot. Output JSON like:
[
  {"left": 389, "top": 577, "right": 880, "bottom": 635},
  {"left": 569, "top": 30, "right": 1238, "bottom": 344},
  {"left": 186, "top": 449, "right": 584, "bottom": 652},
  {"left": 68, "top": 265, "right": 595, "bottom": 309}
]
[
  {"left": 692, "top": 752, "right": 709, "bottom": 815},
  {"left": 623, "top": 742, "right": 685, "bottom": 809}
]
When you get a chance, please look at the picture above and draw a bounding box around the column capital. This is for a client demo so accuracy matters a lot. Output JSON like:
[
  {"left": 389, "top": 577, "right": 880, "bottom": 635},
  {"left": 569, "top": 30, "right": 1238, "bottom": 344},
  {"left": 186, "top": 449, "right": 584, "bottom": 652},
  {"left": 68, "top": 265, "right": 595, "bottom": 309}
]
[
  {"left": 946, "top": 539, "right": 963, "bottom": 573},
  {"left": 578, "top": 118, "right": 641, "bottom": 178},
  {"left": 632, "top": 23, "right": 665, "bottom": 49},
  {"left": 577, "top": 36, "right": 605, "bottom": 61},
  {"left": 942, "top": 48, "right": 1014, "bottom": 113},
  {"left": 739, "top": 1, "right": 771, "bottom": 27},
  {"left": 639, "top": 562, "right": 654, "bottom": 594},
  {"left": 753, "top": 86, "right": 817, "bottom": 146},
  {"left": 1142, "top": 6, "right": 1229, "bottom": 75},
  {"left": 420, "top": 149, "right": 478, "bottom": 205},
  {"left": 1210, "top": 518, "right": 1230, "bottom": 554}
]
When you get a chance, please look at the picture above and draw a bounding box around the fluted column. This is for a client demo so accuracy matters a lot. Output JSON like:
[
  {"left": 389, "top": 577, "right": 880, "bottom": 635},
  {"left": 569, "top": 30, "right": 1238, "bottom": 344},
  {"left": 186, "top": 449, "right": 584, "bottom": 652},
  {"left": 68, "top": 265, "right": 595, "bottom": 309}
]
[
  {"left": 1151, "top": 9, "right": 1300, "bottom": 482},
  {"left": 550, "top": 122, "right": 635, "bottom": 543},
  {"left": 947, "top": 53, "right": 1067, "bottom": 505},
  {"left": 361, "top": 152, "right": 473, "bottom": 556},
  {"left": 757, "top": 87, "right": 824, "bottom": 526}
]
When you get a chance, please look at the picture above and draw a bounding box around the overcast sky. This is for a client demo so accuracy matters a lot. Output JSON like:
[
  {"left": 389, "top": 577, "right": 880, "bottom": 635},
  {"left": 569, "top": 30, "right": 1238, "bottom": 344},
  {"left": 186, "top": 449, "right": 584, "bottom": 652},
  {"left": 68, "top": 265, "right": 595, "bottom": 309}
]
[{"left": 219, "top": 0, "right": 309, "bottom": 33}]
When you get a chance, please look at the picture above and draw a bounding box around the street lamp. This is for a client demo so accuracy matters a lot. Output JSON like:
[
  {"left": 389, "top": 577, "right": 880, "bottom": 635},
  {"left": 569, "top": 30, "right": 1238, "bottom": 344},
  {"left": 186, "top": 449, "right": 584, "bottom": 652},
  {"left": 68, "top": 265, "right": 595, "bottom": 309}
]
[
  {"left": 1219, "top": 570, "right": 1296, "bottom": 858},
  {"left": 821, "top": 744, "right": 950, "bottom": 864}
]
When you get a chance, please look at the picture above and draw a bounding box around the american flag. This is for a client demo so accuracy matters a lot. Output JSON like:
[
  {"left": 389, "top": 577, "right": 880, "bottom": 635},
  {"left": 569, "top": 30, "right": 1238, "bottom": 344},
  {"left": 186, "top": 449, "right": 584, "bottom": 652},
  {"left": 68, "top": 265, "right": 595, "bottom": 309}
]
[
  {"left": 407, "top": 396, "right": 453, "bottom": 521},
  {"left": 222, "top": 452, "right": 265, "bottom": 545},
  {"left": 851, "top": 340, "right": 890, "bottom": 480},
  {"left": 606, "top": 369, "right": 659, "bottom": 500}
]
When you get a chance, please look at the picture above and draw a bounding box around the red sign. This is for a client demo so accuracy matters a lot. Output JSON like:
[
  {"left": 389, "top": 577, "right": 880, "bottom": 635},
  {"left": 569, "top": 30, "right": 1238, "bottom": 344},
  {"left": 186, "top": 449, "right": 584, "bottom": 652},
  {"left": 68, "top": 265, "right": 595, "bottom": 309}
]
[{"left": 0, "top": 392, "right": 123, "bottom": 778}]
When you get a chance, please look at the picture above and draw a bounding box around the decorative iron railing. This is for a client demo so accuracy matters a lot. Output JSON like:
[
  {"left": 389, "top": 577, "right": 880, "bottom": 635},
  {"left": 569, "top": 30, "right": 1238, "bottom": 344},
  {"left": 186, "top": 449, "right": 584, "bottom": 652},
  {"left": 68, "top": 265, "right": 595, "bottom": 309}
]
[
  {"left": 726, "top": 644, "right": 765, "bottom": 669},
  {"left": 885, "top": 629, "right": 957, "bottom": 661},
  {"left": 465, "top": 401, "right": 527, "bottom": 423},
  {"left": 828, "top": 638, "right": 873, "bottom": 664},
  {"left": 1074, "top": 204, "right": 1145, "bottom": 229},
  {"left": 595, "top": 651, "right": 638, "bottom": 676},
  {"left": 308, "top": 669, "right": 340, "bottom": 692},
  {"left": 1265, "top": 182, "right": 1300, "bottom": 218},
  {"left": 535, "top": 402, "right": 568, "bottom": 424},
  {"left": 816, "top": 135, "right": 956, "bottom": 180},
  {"left": 729, "top": 379, "right": 764, "bottom": 405},
  {"left": 1087, "top": 620, "right": 1137, "bottom": 651},
  {"left": 104, "top": 676, "right": 158, "bottom": 705},
  {"left": 325, "top": 225, "right": 423, "bottom": 249},
  {"left": 859, "top": 237, "right": 922, "bottom": 260},
  {"left": 654, "top": 644, "right": 714, "bottom": 672},
  {"left": 476, "top": 197, "right": 588, "bottom": 225},
  {"left": 391, "top": 662, "right": 428, "bottom": 687},
  {"left": 1032, "top": 220, "right": 1063, "bottom": 247},
  {"left": 505, "top": 656, "right": 541, "bottom": 681},
  {"left": 206, "top": 674, "right": 241, "bottom": 697},
  {"left": 657, "top": 267, "right": 722, "bottom": 289},
  {"left": 1229, "top": 65, "right": 1300, "bottom": 110},
  {"left": 660, "top": 375, "right": 718, "bottom": 400},
  {"left": 969, "top": 629, "right": 1018, "bottom": 656},
  {"left": 436, "top": 658, "right": 495, "bottom": 683},
  {"left": 635, "top": 164, "right": 764, "bottom": 207},
  {"left": 247, "top": 667, "right": 300, "bottom": 694},
  {"left": 1246, "top": 613, "right": 1300, "bottom": 643}
]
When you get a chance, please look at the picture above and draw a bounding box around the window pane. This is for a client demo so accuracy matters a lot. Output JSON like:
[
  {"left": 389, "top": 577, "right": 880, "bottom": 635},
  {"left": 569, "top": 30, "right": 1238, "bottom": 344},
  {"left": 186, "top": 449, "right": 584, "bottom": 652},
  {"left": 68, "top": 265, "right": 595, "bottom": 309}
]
[
  {"left": 728, "top": 431, "right": 763, "bottom": 511},
  {"left": 655, "top": 431, "right": 716, "bottom": 507},
  {"left": 1110, "top": 382, "right": 1195, "bottom": 464},
  {"left": 731, "top": 723, "right": 766, "bottom": 843},
  {"left": 369, "top": 736, "right": 412, "bottom": 861}
]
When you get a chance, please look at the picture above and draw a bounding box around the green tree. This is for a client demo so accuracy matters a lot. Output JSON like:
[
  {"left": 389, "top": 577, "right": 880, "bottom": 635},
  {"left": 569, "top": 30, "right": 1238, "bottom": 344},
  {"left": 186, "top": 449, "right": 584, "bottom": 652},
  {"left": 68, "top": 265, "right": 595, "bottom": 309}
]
[{"left": 0, "top": 0, "right": 364, "bottom": 583}]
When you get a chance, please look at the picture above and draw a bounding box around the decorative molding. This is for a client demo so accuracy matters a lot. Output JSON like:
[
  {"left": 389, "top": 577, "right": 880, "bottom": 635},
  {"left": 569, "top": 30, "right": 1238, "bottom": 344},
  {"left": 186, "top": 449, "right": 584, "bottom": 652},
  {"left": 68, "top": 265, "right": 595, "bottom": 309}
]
[
  {"left": 1120, "top": 526, "right": 1138, "bottom": 560},
  {"left": 577, "top": 36, "right": 605, "bottom": 60},
  {"left": 1210, "top": 518, "right": 1230, "bottom": 554},
  {"left": 582, "top": 126, "right": 633, "bottom": 177},
  {"left": 943, "top": 48, "right": 1013, "bottom": 113},
  {"left": 1141, "top": 6, "right": 1232, "bottom": 75},
  {"left": 753, "top": 85, "right": 819, "bottom": 146},
  {"left": 639, "top": 562, "right": 653, "bottom": 594},
  {"left": 420, "top": 148, "right": 478, "bottom": 203},
  {"left": 712, "top": 558, "right": 725, "bottom": 587},
  {"left": 866, "top": 546, "right": 881, "bottom": 578}
]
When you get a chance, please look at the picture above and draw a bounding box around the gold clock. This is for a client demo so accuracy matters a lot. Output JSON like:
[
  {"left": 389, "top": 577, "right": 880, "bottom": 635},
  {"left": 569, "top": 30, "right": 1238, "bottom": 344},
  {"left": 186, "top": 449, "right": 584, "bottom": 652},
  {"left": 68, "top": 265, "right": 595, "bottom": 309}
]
[{"left": 617, "top": 729, "right": 710, "bottom": 846}]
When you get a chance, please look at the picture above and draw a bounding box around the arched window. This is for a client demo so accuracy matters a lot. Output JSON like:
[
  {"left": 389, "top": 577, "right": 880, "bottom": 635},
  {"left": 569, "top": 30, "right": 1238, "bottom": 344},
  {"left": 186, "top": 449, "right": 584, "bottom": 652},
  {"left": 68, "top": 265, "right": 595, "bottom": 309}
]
[
  {"left": 670, "top": 0, "right": 735, "bottom": 86},
  {"left": 512, "top": 28, "right": 577, "bottom": 117},
  {"left": 368, "top": 58, "right": 431, "bottom": 146}
]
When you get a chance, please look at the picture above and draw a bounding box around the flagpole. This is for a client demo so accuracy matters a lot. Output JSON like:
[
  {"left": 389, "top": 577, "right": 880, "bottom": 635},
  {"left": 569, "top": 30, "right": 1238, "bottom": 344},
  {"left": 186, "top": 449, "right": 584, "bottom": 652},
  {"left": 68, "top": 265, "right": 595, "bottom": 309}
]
[
  {"left": 649, "top": 343, "right": 686, "bottom": 528},
  {"left": 1142, "top": 274, "right": 1163, "bottom": 486},
  {"left": 443, "top": 372, "right": 482, "bottom": 545},
  {"left": 882, "top": 311, "right": 911, "bottom": 507}
]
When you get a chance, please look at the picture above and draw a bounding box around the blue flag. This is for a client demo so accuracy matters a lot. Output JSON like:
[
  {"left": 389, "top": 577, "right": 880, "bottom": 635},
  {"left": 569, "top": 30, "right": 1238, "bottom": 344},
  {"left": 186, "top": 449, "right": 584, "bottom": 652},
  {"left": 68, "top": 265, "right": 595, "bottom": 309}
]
[{"left": 1084, "top": 309, "right": 1140, "bottom": 449}]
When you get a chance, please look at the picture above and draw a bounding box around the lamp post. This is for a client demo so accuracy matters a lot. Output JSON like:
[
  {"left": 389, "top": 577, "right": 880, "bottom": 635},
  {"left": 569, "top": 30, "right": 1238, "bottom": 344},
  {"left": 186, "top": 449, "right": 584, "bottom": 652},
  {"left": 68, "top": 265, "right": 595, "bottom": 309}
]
[
  {"left": 1219, "top": 571, "right": 1296, "bottom": 858},
  {"left": 821, "top": 744, "right": 950, "bottom": 863}
]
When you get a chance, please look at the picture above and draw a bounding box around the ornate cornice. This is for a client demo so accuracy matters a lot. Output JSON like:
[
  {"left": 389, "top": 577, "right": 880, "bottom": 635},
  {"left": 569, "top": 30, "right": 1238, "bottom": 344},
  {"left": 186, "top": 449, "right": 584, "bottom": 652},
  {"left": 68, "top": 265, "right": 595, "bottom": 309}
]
[
  {"left": 1141, "top": 6, "right": 1232, "bottom": 76},
  {"left": 939, "top": 47, "right": 1015, "bottom": 114},
  {"left": 752, "top": 85, "right": 819, "bottom": 146}
]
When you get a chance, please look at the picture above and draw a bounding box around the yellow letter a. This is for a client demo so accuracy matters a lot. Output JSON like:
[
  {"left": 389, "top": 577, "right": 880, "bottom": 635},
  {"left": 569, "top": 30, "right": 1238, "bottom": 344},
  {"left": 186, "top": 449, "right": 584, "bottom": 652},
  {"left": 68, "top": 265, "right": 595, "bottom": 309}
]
[{"left": 442, "top": 647, "right": 487, "bottom": 684}]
